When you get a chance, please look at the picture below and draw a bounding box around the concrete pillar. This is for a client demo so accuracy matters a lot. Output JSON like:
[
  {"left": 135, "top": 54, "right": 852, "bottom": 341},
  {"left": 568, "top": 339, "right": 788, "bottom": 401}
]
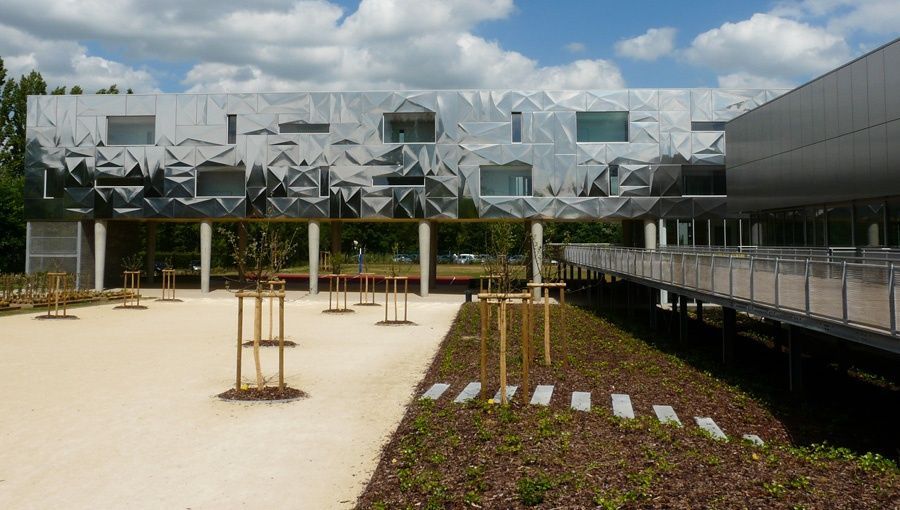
[
  {"left": 722, "top": 307, "right": 736, "bottom": 366},
  {"left": 696, "top": 300, "right": 704, "bottom": 324},
  {"left": 146, "top": 223, "right": 157, "bottom": 283},
  {"left": 643, "top": 218, "right": 657, "bottom": 250},
  {"left": 786, "top": 324, "right": 803, "bottom": 394},
  {"left": 649, "top": 288, "right": 658, "bottom": 330},
  {"left": 330, "top": 221, "right": 342, "bottom": 257},
  {"left": 308, "top": 220, "right": 320, "bottom": 294},
  {"left": 429, "top": 222, "right": 438, "bottom": 288},
  {"left": 200, "top": 220, "right": 212, "bottom": 293},
  {"left": 94, "top": 220, "right": 107, "bottom": 291},
  {"left": 531, "top": 221, "right": 544, "bottom": 299},
  {"left": 418, "top": 220, "right": 430, "bottom": 297},
  {"left": 678, "top": 294, "right": 688, "bottom": 344},
  {"left": 867, "top": 222, "right": 880, "bottom": 246}
]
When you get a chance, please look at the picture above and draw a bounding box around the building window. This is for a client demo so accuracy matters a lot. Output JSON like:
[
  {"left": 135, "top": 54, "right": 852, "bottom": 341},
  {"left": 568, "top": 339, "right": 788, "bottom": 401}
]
[
  {"left": 279, "top": 123, "right": 330, "bottom": 134},
  {"left": 107, "top": 116, "right": 155, "bottom": 145},
  {"left": 95, "top": 175, "right": 143, "bottom": 187},
  {"left": 609, "top": 165, "right": 620, "bottom": 196},
  {"left": 511, "top": 112, "right": 522, "bottom": 143},
  {"left": 480, "top": 165, "right": 532, "bottom": 197},
  {"left": 691, "top": 121, "right": 726, "bottom": 131},
  {"left": 682, "top": 166, "right": 726, "bottom": 195},
  {"left": 383, "top": 112, "right": 435, "bottom": 143},
  {"left": 373, "top": 175, "right": 425, "bottom": 186},
  {"left": 319, "top": 167, "right": 329, "bottom": 197},
  {"left": 576, "top": 112, "right": 628, "bottom": 142},
  {"left": 196, "top": 166, "right": 245, "bottom": 197},
  {"left": 227, "top": 115, "right": 237, "bottom": 144}
]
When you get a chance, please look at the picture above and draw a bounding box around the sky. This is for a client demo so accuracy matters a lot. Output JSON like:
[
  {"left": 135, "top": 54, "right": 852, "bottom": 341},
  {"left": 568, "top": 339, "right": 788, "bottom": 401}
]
[{"left": 0, "top": 0, "right": 898, "bottom": 94}]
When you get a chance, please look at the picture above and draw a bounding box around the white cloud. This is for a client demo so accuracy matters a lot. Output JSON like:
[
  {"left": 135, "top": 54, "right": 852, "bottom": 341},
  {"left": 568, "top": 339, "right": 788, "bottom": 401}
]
[
  {"left": 564, "top": 42, "right": 585, "bottom": 53},
  {"left": 716, "top": 72, "right": 797, "bottom": 89},
  {"left": 0, "top": 0, "right": 625, "bottom": 92},
  {"left": 683, "top": 13, "right": 850, "bottom": 87},
  {"left": 615, "top": 27, "right": 677, "bottom": 61},
  {"left": 0, "top": 24, "right": 158, "bottom": 92},
  {"left": 773, "top": 0, "right": 900, "bottom": 36}
]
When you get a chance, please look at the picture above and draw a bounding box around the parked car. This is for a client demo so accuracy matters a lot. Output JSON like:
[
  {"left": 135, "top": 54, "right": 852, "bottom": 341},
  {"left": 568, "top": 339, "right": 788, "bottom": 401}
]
[
  {"left": 436, "top": 253, "right": 454, "bottom": 264},
  {"left": 453, "top": 253, "right": 477, "bottom": 264},
  {"left": 392, "top": 254, "right": 413, "bottom": 263},
  {"left": 189, "top": 260, "right": 201, "bottom": 273},
  {"left": 508, "top": 254, "right": 525, "bottom": 264}
]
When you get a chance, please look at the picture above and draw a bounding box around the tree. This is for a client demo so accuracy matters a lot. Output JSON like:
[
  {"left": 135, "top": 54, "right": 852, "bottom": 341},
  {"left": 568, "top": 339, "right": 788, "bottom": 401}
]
[
  {"left": 0, "top": 70, "right": 47, "bottom": 177},
  {"left": 69, "top": 85, "right": 83, "bottom": 95},
  {"left": 95, "top": 84, "right": 119, "bottom": 94}
]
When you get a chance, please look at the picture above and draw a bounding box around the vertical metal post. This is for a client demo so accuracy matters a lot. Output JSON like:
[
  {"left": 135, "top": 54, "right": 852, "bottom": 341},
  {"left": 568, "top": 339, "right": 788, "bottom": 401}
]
[
  {"left": 710, "top": 255, "right": 715, "bottom": 294},
  {"left": 774, "top": 257, "right": 780, "bottom": 307},
  {"left": 728, "top": 255, "right": 733, "bottom": 299},
  {"left": 695, "top": 254, "right": 700, "bottom": 289},
  {"left": 804, "top": 258, "right": 811, "bottom": 316},
  {"left": 749, "top": 257, "right": 755, "bottom": 305},
  {"left": 889, "top": 262, "right": 896, "bottom": 335},
  {"left": 841, "top": 260, "right": 848, "bottom": 323}
]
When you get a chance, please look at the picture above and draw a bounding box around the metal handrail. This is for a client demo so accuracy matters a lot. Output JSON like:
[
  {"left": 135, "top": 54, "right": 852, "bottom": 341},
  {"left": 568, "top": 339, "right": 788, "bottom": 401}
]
[{"left": 554, "top": 244, "right": 898, "bottom": 338}]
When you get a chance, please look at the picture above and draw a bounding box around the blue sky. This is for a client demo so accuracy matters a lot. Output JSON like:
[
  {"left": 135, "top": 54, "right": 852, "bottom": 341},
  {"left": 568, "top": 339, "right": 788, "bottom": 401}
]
[{"left": 0, "top": 0, "right": 897, "bottom": 93}]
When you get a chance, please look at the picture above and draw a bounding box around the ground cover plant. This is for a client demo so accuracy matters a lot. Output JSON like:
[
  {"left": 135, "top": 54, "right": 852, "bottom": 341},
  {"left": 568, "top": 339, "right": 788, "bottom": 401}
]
[{"left": 358, "top": 303, "right": 899, "bottom": 508}]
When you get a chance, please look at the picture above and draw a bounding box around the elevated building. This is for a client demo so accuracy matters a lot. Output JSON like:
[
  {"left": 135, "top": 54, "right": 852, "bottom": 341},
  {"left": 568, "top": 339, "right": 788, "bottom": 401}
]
[{"left": 23, "top": 88, "right": 784, "bottom": 291}]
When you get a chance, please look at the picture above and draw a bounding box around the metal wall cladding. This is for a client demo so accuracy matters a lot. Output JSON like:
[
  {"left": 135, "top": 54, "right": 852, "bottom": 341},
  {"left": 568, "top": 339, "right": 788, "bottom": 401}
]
[
  {"left": 727, "top": 39, "right": 900, "bottom": 214},
  {"left": 25, "top": 89, "right": 781, "bottom": 222}
]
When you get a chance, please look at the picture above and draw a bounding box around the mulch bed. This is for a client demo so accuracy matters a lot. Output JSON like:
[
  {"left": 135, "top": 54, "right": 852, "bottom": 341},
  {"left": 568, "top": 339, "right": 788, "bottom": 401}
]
[
  {"left": 34, "top": 314, "right": 79, "bottom": 320},
  {"left": 323, "top": 309, "right": 355, "bottom": 314},
  {"left": 217, "top": 386, "right": 307, "bottom": 401},
  {"left": 357, "top": 303, "right": 899, "bottom": 509},
  {"left": 242, "top": 340, "right": 297, "bottom": 347},
  {"left": 113, "top": 305, "right": 148, "bottom": 310},
  {"left": 375, "top": 320, "right": 416, "bottom": 326}
]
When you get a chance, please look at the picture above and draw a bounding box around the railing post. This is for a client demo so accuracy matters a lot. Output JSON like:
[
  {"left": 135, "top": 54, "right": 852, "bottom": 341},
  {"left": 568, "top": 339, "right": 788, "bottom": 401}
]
[
  {"left": 749, "top": 257, "right": 755, "bottom": 305},
  {"left": 728, "top": 255, "right": 733, "bottom": 299},
  {"left": 841, "top": 260, "right": 848, "bottom": 324},
  {"left": 804, "top": 258, "right": 811, "bottom": 316},
  {"left": 670, "top": 255, "right": 674, "bottom": 283},
  {"left": 710, "top": 255, "right": 715, "bottom": 294},
  {"left": 774, "top": 257, "right": 780, "bottom": 307},
  {"left": 681, "top": 255, "right": 686, "bottom": 286},
  {"left": 695, "top": 254, "right": 700, "bottom": 289},
  {"left": 889, "top": 262, "right": 896, "bottom": 335}
]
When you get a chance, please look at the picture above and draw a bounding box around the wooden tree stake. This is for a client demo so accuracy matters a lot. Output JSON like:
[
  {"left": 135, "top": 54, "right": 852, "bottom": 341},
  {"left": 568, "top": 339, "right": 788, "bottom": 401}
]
[
  {"left": 499, "top": 299, "right": 508, "bottom": 405},
  {"left": 235, "top": 297, "right": 243, "bottom": 390},
  {"left": 278, "top": 293, "right": 285, "bottom": 390},
  {"left": 543, "top": 287, "right": 551, "bottom": 366},
  {"left": 253, "top": 293, "right": 264, "bottom": 389},
  {"left": 480, "top": 297, "right": 488, "bottom": 400}
]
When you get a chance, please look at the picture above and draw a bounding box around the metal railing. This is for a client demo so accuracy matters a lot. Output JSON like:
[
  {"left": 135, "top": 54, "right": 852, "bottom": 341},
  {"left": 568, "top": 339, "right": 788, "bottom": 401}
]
[
  {"left": 657, "top": 245, "right": 900, "bottom": 264},
  {"left": 558, "top": 244, "right": 899, "bottom": 338}
]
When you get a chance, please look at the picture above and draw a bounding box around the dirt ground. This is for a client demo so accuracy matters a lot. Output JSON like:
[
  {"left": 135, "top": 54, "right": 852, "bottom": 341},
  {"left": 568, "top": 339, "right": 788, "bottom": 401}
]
[{"left": 0, "top": 289, "right": 461, "bottom": 509}]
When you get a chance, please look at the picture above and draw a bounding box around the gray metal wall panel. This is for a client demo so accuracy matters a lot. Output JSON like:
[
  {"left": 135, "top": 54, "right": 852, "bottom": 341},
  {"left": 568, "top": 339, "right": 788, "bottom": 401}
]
[
  {"left": 885, "top": 42, "right": 900, "bottom": 122},
  {"left": 850, "top": 58, "right": 870, "bottom": 132},
  {"left": 867, "top": 50, "right": 887, "bottom": 126}
]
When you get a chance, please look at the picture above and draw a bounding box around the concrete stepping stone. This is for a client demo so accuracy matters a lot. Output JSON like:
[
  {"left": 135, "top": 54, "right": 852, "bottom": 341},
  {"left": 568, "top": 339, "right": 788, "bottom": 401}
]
[
  {"left": 421, "top": 383, "right": 450, "bottom": 400},
  {"left": 530, "top": 385, "right": 554, "bottom": 406},
  {"left": 453, "top": 382, "right": 481, "bottom": 403},
  {"left": 742, "top": 434, "right": 764, "bottom": 446},
  {"left": 611, "top": 393, "right": 635, "bottom": 419},
  {"left": 694, "top": 417, "right": 727, "bottom": 440},
  {"left": 492, "top": 385, "right": 518, "bottom": 402},
  {"left": 652, "top": 405, "right": 682, "bottom": 426},
  {"left": 571, "top": 391, "right": 591, "bottom": 412}
]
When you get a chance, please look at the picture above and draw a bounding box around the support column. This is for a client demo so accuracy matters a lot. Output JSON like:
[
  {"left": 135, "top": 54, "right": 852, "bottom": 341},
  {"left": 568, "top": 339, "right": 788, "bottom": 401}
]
[
  {"left": 643, "top": 218, "right": 657, "bottom": 250},
  {"left": 330, "top": 221, "right": 342, "bottom": 258},
  {"left": 418, "top": 220, "right": 431, "bottom": 297},
  {"left": 200, "top": 220, "right": 212, "bottom": 294},
  {"left": 722, "top": 307, "right": 736, "bottom": 366},
  {"left": 696, "top": 300, "right": 704, "bottom": 325},
  {"left": 531, "top": 221, "right": 543, "bottom": 299},
  {"left": 867, "top": 222, "right": 880, "bottom": 246},
  {"left": 146, "top": 223, "right": 157, "bottom": 284},
  {"left": 678, "top": 294, "right": 688, "bottom": 344},
  {"left": 648, "top": 288, "right": 658, "bottom": 330},
  {"left": 786, "top": 324, "right": 803, "bottom": 394},
  {"left": 308, "top": 220, "right": 320, "bottom": 294},
  {"left": 94, "top": 220, "right": 107, "bottom": 291}
]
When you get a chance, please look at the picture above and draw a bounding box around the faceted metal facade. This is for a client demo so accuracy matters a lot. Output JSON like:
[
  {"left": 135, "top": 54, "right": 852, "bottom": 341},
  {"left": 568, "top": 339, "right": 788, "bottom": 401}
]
[{"left": 25, "top": 89, "right": 783, "bottom": 222}]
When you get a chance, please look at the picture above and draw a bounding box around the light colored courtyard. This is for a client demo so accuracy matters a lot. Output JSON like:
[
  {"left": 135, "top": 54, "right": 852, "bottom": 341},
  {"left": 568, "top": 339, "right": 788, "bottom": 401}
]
[{"left": 0, "top": 289, "right": 461, "bottom": 509}]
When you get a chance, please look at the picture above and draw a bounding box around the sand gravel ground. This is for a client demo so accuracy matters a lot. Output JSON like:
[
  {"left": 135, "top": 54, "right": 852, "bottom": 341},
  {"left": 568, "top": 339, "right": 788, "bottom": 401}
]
[{"left": 0, "top": 289, "right": 460, "bottom": 509}]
